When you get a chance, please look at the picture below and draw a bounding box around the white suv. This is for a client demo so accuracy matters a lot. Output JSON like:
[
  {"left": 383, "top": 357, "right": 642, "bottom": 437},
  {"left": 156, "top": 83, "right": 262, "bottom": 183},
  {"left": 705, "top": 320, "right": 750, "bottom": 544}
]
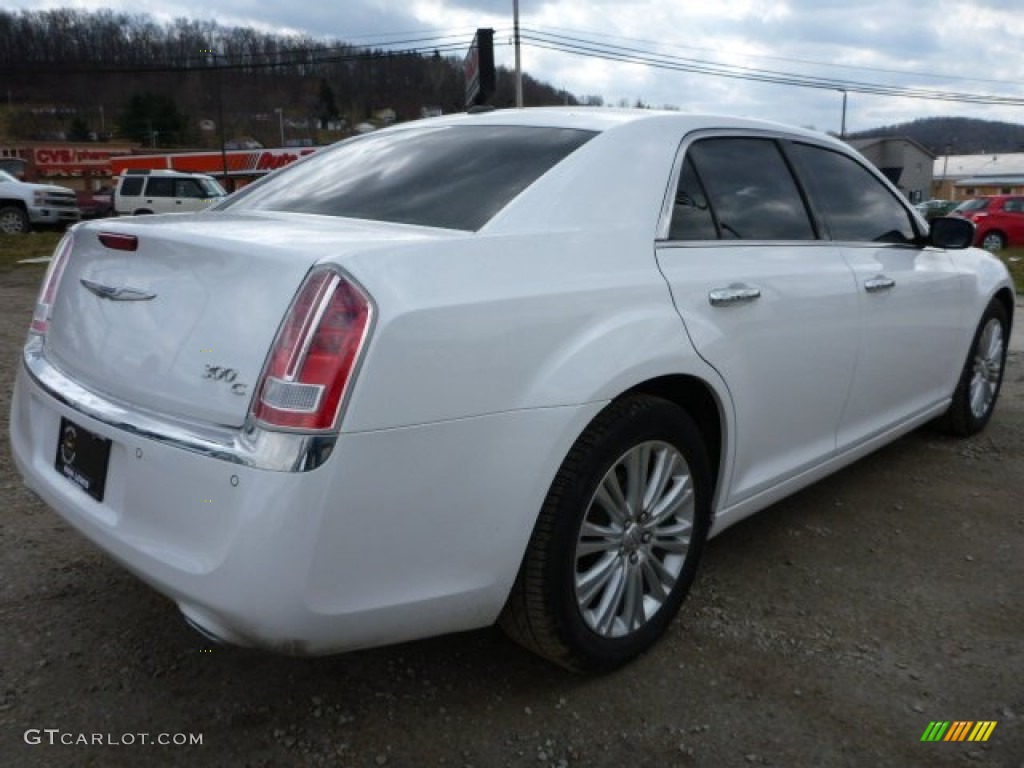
[{"left": 114, "top": 170, "right": 226, "bottom": 215}]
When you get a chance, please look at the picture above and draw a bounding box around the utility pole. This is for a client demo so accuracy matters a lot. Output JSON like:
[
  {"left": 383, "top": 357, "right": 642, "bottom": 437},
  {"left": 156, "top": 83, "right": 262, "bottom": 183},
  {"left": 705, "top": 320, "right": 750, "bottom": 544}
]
[
  {"left": 942, "top": 141, "right": 952, "bottom": 199},
  {"left": 839, "top": 89, "right": 848, "bottom": 139},
  {"left": 210, "top": 48, "right": 229, "bottom": 187},
  {"left": 514, "top": 0, "right": 523, "bottom": 108}
]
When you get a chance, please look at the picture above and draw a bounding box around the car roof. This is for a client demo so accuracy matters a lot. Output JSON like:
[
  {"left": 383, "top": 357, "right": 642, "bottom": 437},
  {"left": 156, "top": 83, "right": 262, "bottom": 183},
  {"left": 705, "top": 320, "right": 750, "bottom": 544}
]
[
  {"left": 381, "top": 106, "right": 839, "bottom": 147},
  {"left": 120, "top": 170, "right": 215, "bottom": 178}
]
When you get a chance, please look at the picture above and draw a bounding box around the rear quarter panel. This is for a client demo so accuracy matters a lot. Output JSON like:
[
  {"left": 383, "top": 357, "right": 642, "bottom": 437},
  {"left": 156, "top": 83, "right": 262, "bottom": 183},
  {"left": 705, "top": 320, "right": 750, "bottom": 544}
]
[{"left": 337, "top": 229, "right": 724, "bottom": 434}]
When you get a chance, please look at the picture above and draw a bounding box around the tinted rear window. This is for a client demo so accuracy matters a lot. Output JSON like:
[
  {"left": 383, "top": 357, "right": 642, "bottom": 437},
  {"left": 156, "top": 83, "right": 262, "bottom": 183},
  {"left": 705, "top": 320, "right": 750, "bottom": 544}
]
[
  {"left": 686, "top": 138, "right": 815, "bottom": 241},
  {"left": 220, "top": 125, "right": 596, "bottom": 231},
  {"left": 146, "top": 178, "right": 175, "bottom": 197}
]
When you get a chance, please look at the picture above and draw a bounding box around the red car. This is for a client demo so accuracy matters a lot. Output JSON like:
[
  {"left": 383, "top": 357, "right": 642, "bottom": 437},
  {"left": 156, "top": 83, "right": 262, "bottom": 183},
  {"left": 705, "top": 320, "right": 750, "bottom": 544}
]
[
  {"left": 952, "top": 195, "right": 1024, "bottom": 251},
  {"left": 75, "top": 185, "right": 113, "bottom": 219}
]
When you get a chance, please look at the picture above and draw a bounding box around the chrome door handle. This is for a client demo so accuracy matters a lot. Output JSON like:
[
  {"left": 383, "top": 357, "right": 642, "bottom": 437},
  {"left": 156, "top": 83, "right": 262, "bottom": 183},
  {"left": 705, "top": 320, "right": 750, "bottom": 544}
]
[
  {"left": 864, "top": 275, "right": 895, "bottom": 293},
  {"left": 709, "top": 284, "right": 762, "bottom": 307}
]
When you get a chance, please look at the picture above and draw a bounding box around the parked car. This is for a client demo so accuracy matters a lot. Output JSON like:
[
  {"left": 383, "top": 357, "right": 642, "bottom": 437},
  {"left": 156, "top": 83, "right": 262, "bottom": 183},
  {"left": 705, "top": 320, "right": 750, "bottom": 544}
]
[
  {"left": 10, "top": 109, "right": 1014, "bottom": 672},
  {"left": 951, "top": 194, "right": 1024, "bottom": 250},
  {"left": 113, "top": 169, "right": 227, "bottom": 216},
  {"left": 76, "top": 185, "right": 113, "bottom": 219},
  {"left": 913, "top": 198, "right": 957, "bottom": 221},
  {"left": 0, "top": 169, "right": 80, "bottom": 233}
]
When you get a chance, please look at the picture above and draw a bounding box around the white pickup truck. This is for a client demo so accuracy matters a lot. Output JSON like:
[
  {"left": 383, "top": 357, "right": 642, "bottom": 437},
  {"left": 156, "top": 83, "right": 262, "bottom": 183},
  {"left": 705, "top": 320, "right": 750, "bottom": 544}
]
[{"left": 0, "top": 170, "right": 81, "bottom": 233}]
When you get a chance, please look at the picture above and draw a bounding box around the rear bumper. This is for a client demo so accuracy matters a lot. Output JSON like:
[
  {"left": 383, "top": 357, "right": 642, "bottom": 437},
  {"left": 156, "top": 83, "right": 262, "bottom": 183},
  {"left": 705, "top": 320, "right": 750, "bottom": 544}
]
[{"left": 10, "top": 352, "right": 601, "bottom": 654}]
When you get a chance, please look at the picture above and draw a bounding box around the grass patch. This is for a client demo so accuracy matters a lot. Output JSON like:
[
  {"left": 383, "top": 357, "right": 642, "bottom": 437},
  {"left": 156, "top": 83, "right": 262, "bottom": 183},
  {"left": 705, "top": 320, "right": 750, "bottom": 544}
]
[
  {"left": 999, "top": 247, "right": 1024, "bottom": 292},
  {"left": 0, "top": 231, "right": 63, "bottom": 271}
]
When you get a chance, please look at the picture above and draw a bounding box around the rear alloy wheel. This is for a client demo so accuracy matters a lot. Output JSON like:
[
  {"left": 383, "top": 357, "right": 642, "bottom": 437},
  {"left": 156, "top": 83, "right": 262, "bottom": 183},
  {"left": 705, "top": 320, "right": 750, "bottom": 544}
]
[
  {"left": 941, "top": 299, "right": 1009, "bottom": 436},
  {"left": 981, "top": 231, "right": 1006, "bottom": 251},
  {"left": 0, "top": 205, "right": 29, "bottom": 234},
  {"left": 500, "top": 395, "right": 711, "bottom": 672}
]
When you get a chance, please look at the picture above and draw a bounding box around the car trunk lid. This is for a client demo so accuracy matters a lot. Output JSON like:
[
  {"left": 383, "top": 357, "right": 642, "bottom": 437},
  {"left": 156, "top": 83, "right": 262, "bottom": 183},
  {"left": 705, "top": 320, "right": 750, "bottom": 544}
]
[{"left": 43, "top": 211, "right": 451, "bottom": 428}]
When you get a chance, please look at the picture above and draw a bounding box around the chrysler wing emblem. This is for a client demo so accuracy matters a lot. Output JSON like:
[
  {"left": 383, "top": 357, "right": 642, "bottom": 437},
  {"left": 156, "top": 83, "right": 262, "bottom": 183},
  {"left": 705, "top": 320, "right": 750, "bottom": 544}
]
[{"left": 80, "top": 278, "right": 156, "bottom": 302}]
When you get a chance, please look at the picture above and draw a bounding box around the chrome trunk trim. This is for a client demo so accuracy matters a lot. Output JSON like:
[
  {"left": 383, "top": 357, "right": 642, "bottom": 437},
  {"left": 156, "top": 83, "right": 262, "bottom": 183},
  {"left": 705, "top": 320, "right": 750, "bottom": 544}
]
[{"left": 22, "top": 336, "right": 336, "bottom": 472}]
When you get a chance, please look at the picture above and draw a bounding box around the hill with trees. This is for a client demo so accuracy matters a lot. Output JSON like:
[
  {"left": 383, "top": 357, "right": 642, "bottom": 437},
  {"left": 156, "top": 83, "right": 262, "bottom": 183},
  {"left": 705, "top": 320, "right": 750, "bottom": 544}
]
[
  {"left": 0, "top": 8, "right": 581, "bottom": 148},
  {"left": 848, "top": 116, "right": 1024, "bottom": 156}
]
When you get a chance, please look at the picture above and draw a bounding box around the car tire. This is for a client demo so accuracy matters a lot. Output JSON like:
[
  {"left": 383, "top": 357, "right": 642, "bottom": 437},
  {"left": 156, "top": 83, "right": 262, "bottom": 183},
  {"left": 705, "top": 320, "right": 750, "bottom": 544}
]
[
  {"left": 0, "top": 204, "right": 30, "bottom": 234},
  {"left": 940, "top": 299, "right": 1009, "bottom": 436},
  {"left": 981, "top": 231, "right": 1006, "bottom": 251},
  {"left": 500, "top": 395, "right": 712, "bottom": 672}
]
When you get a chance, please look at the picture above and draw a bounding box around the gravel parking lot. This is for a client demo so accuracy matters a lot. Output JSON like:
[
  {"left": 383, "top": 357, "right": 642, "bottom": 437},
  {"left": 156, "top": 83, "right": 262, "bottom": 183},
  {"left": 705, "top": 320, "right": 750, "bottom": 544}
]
[{"left": 1, "top": 263, "right": 1022, "bottom": 768}]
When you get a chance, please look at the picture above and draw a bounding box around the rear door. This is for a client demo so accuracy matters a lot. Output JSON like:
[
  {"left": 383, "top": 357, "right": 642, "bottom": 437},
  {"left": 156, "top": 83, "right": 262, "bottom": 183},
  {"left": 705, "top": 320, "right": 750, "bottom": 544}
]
[
  {"left": 656, "top": 135, "right": 861, "bottom": 506},
  {"left": 142, "top": 177, "right": 176, "bottom": 214},
  {"left": 786, "top": 142, "right": 965, "bottom": 448}
]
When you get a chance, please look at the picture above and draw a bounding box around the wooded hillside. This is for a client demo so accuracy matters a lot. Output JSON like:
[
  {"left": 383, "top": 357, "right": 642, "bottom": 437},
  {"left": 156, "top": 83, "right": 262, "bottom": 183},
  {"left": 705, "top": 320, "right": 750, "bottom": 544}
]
[
  {"left": 848, "top": 116, "right": 1024, "bottom": 156},
  {"left": 0, "top": 8, "right": 579, "bottom": 148}
]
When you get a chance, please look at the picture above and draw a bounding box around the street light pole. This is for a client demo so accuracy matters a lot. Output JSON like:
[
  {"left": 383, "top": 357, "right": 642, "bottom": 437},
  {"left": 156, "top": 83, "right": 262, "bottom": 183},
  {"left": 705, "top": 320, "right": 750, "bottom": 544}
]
[{"left": 275, "top": 108, "right": 284, "bottom": 147}]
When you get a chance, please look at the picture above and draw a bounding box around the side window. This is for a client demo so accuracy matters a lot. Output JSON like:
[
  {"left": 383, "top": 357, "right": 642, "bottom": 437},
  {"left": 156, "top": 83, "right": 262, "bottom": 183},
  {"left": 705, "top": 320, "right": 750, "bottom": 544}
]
[
  {"left": 687, "top": 138, "right": 815, "bottom": 241},
  {"left": 119, "top": 177, "right": 143, "bottom": 197},
  {"left": 1004, "top": 198, "right": 1024, "bottom": 213},
  {"left": 176, "top": 179, "right": 203, "bottom": 198},
  {"left": 668, "top": 157, "right": 717, "bottom": 240},
  {"left": 146, "top": 178, "right": 175, "bottom": 197},
  {"left": 789, "top": 143, "right": 916, "bottom": 244}
]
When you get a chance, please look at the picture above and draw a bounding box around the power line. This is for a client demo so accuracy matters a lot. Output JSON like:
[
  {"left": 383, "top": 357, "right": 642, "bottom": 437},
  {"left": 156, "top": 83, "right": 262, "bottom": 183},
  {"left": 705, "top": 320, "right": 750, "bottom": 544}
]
[
  {"left": 519, "top": 29, "right": 1024, "bottom": 107},
  {"left": 526, "top": 22, "right": 1024, "bottom": 90}
]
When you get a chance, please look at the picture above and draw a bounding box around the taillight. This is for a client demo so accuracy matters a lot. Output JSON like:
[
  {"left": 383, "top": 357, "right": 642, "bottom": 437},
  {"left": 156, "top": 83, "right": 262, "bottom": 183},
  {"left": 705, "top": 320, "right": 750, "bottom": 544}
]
[
  {"left": 251, "top": 267, "right": 372, "bottom": 431},
  {"left": 30, "top": 234, "right": 74, "bottom": 336}
]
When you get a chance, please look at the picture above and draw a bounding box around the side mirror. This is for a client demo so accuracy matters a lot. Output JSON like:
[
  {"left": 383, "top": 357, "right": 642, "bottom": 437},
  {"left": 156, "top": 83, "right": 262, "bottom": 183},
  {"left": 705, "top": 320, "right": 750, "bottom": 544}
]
[{"left": 928, "top": 216, "right": 975, "bottom": 249}]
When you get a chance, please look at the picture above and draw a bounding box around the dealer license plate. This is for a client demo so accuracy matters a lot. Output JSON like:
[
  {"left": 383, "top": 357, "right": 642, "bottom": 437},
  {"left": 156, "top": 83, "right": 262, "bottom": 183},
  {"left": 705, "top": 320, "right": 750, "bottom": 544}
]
[{"left": 54, "top": 417, "right": 111, "bottom": 502}]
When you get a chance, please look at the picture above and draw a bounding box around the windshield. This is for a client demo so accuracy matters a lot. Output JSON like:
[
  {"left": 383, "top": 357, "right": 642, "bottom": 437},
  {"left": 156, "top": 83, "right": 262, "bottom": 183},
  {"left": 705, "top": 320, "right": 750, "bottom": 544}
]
[
  {"left": 199, "top": 178, "right": 227, "bottom": 197},
  {"left": 219, "top": 125, "right": 596, "bottom": 231},
  {"left": 0, "top": 170, "right": 17, "bottom": 183}
]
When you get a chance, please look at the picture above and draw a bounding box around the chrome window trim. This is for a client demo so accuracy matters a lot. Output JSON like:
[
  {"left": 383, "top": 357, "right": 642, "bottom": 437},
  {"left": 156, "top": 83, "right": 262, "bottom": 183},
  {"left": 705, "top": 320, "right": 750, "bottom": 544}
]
[
  {"left": 656, "top": 128, "right": 809, "bottom": 243},
  {"left": 656, "top": 128, "right": 926, "bottom": 245},
  {"left": 22, "top": 337, "right": 335, "bottom": 473},
  {"left": 657, "top": 240, "right": 923, "bottom": 251}
]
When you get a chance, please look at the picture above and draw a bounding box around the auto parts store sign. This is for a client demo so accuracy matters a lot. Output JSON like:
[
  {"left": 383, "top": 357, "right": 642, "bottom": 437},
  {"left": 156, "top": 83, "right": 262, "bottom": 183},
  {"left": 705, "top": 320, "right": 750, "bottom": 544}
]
[{"left": 110, "top": 148, "right": 318, "bottom": 177}]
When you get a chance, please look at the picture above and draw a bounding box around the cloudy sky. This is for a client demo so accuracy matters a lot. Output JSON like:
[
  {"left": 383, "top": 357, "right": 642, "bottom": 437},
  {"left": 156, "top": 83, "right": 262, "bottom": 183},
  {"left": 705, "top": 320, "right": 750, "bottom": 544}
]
[{"left": 9, "top": 0, "right": 1024, "bottom": 133}]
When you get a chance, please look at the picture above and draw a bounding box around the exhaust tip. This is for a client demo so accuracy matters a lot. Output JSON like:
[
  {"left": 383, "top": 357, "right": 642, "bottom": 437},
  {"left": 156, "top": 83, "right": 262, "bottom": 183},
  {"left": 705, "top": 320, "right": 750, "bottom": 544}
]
[{"left": 179, "top": 603, "right": 241, "bottom": 647}]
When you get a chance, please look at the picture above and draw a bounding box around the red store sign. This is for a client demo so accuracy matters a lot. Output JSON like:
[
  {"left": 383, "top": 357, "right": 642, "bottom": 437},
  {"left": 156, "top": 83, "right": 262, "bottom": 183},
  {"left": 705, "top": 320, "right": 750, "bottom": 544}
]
[{"left": 33, "top": 147, "right": 131, "bottom": 174}]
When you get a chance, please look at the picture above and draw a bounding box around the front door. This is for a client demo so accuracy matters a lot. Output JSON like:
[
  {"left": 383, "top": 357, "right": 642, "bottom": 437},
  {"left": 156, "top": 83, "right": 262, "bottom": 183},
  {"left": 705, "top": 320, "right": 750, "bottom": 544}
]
[{"left": 785, "top": 142, "right": 965, "bottom": 448}]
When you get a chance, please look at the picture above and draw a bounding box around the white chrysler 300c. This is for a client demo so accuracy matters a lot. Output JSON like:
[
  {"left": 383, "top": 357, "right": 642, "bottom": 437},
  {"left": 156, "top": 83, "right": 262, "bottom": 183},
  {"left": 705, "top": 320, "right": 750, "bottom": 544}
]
[{"left": 10, "top": 109, "right": 1015, "bottom": 671}]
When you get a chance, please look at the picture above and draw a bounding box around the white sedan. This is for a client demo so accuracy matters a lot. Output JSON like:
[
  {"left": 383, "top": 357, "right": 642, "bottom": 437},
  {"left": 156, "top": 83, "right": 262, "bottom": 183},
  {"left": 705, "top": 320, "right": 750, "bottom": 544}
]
[{"left": 10, "top": 108, "right": 1014, "bottom": 671}]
